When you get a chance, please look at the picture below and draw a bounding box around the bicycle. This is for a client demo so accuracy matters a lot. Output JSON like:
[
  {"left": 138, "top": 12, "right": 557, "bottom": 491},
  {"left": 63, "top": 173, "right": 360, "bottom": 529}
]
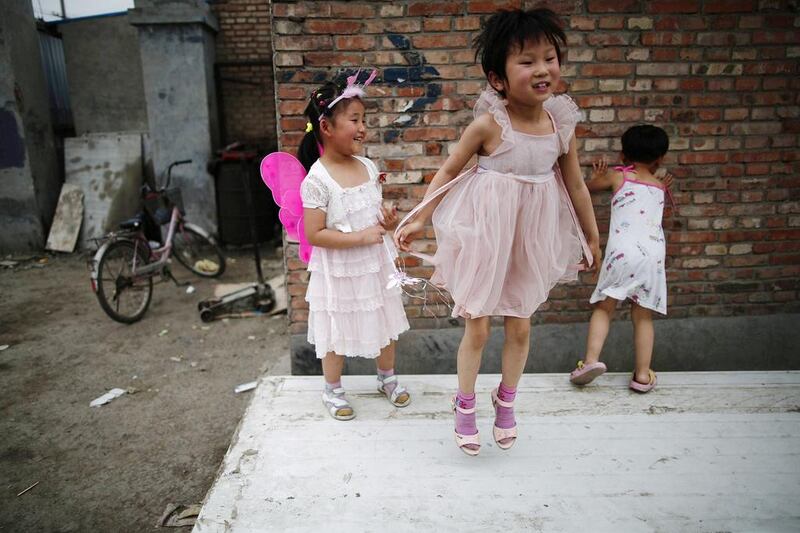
[{"left": 89, "top": 160, "right": 226, "bottom": 323}]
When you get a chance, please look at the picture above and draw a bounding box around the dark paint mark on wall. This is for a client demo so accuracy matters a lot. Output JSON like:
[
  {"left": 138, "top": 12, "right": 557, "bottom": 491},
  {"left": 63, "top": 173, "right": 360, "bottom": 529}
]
[{"left": 0, "top": 109, "right": 26, "bottom": 169}]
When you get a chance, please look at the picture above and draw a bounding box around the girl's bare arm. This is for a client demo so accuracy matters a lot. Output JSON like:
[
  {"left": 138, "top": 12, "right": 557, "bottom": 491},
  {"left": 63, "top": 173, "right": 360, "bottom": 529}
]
[
  {"left": 559, "top": 137, "right": 601, "bottom": 268},
  {"left": 304, "top": 208, "right": 385, "bottom": 249}
]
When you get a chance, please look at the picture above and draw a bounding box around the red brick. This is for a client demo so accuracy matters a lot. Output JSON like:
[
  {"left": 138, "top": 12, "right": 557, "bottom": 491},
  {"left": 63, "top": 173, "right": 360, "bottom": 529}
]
[
  {"left": 335, "top": 35, "right": 375, "bottom": 50},
  {"left": 304, "top": 52, "right": 362, "bottom": 66},
  {"left": 752, "top": 31, "right": 800, "bottom": 45},
  {"left": 704, "top": 0, "right": 756, "bottom": 12},
  {"left": 330, "top": 3, "right": 375, "bottom": 18},
  {"left": 582, "top": 64, "right": 635, "bottom": 77},
  {"left": 408, "top": 2, "right": 460, "bottom": 16},
  {"left": 587, "top": 0, "right": 640, "bottom": 13},
  {"left": 646, "top": 0, "right": 700, "bottom": 13},
  {"left": 423, "top": 17, "right": 452, "bottom": 31},
  {"left": 412, "top": 34, "right": 469, "bottom": 49},
  {"left": 678, "top": 153, "right": 728, "bottom": 165},
  {"left": 304, "top": 20, "right": 362, "bottom": 34},
  {"left": 402, "top": 127, "right": 458, "bottom": 142},
  {"left": 467, "top": 1, "right": 522, "bottom": 13}
]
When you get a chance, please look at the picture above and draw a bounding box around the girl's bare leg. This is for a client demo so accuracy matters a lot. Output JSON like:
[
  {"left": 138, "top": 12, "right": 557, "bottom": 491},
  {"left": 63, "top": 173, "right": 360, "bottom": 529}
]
[
  {"left": 375, "top": 340, "right": 396, "bottom": 372},
  {"left": 584, "top": 297, "right": 618, "bottom": 364},
  {"left": 321, "top": 352, "right": 345, "bottom": 384},
  {"left": 500, "top": 316, "right": 531, "bottom": 388},
  {"left": 630, "top": 303, "right": 655, "bottom": 384},
  {"left": 457, "top": 316, "right": 491, "bottom": 393}
]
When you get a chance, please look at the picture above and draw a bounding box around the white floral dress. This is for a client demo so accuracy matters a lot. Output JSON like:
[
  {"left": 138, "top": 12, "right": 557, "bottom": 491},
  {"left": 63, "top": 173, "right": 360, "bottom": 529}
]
[{"left": 590, "top": 167, "right": 668, "bottom": 314}]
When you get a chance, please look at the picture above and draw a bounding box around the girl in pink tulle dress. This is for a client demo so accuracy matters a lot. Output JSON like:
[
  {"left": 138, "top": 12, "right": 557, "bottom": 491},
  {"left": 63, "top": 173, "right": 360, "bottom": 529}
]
[
  {"left": 299, "top": 76, "right": 411, "bottom": 421},
  {"left": 395, "top": 8, "right": 600, "bottom": 455}
]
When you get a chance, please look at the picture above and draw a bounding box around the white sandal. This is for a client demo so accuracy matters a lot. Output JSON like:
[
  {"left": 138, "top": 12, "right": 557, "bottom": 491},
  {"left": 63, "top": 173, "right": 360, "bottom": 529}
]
[
  {"left": 377, "top": 374, "right": 411, "bottom": 407},
  {"left": 322, "top": 387, "right": 355, "bottom": 421}
]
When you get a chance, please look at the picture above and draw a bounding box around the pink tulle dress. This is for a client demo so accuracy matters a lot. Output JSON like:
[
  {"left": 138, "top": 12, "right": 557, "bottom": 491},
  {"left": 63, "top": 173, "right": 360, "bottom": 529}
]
[
  {"left": 426, "top": 88, "right": 591, "bottom": 318},
  {"left": 300, "top": 156, "right": 410, "bottom": 359}
]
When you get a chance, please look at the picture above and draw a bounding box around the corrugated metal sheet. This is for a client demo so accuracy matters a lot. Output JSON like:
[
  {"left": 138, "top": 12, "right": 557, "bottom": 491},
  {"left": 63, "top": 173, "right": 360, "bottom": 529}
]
[{"left": 37, "top": 29, "right": 73, "bottom": 131}]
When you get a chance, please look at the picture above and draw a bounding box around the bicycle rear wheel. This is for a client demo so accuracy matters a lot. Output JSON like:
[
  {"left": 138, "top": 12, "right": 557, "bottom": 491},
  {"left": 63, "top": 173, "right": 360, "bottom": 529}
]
[
  {"left": 95, "top": 239, "right": 154, "bottom": 323},
  {"left": 172, "top": 225, "right": 226, "bottom": 278}
]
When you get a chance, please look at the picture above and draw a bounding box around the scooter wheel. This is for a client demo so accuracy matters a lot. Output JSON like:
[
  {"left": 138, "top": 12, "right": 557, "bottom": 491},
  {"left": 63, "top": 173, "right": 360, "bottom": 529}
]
[{"left": 200, "top": 308, "right": 215, "bottom": 322}]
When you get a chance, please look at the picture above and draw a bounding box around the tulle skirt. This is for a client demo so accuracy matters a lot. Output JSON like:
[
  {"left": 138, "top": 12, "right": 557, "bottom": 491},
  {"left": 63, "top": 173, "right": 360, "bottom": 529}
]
[
  {"left": 306, "top": 237, "right": 410, "bottom": 358},
  {"left": 431, "top": 168, "right": 584, "bottom": 318}
]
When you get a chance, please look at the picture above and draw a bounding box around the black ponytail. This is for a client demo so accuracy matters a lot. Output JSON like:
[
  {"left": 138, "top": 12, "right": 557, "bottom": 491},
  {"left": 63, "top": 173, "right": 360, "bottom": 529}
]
[{"left": 296, "top": 80, "right": 349, "bottom": 172}]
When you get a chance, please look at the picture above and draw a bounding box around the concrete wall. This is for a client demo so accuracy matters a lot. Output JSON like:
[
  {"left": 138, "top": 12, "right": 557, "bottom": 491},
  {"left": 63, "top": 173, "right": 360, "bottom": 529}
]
[
  {"left": 58, "top": 14, "right": 148, "bottom": 135},
  {"left": 0, "top": 0, "right": 60, "bottom": 253},
  {"left": 131, "top": 0, "right": 220, "bottom": 232},
  {"left": 291, "top": 313, "right": 800, "bottom": 375}
]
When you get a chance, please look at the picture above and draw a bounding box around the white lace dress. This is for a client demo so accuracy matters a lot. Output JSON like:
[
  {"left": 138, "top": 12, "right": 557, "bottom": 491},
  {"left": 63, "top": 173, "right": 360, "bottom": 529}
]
[{"left": 300, "top": 156, "right": 409, "bottom": 358}]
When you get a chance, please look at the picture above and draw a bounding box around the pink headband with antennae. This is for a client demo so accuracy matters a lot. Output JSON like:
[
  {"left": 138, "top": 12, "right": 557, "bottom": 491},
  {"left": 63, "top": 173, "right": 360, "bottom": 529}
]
[{"left": 318, "top": 69, "right": 378, "bottom": 121}]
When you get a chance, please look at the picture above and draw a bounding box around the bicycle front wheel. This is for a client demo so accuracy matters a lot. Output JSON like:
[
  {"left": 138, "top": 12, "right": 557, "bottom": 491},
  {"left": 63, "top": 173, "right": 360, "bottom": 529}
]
[
  {"left": 95, "top": 239, "right": 153, "bottom": 323},
  {"left": 172, "top": 225, "right": 226, "bottom": 278}
]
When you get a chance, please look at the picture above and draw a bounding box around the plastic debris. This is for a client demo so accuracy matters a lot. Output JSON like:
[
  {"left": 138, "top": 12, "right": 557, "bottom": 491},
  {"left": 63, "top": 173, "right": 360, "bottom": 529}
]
[
  {"left": 186, "top": 285, "right": 196, "bottom": 294},
  {"left": 158, "top": 329, "right": 169, "bottom": 337},
  {"left": 194, "top": 259, "right": 219, "bottom": 273},
  {"left": 90, "top": 388, "right": 126, "bottom": 407},
  {"left": 234, "top": 381, "right": 257, "bottom": 394},
  {"left": 158, "top": 503, "right": 201, "bottom": 528},
  {"left": 0, "top": 345, "right": 9, "bottom": 351},
  {"left": 170, "top": 356, "right": 182, "bottom": 363},
  {"left": 16, "top": 481, "right": 39, "bottom": 497},
  {"left": 247, "top": 335, "right": 256, "bottom": 340}
]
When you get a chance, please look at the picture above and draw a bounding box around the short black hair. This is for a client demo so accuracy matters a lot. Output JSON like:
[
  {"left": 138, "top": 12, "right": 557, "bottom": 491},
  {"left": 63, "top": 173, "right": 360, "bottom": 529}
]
[
  {"left": 474, "top": 8, "right": 566, "bottom": 83},
  {"left": 621, "top": 125, "right": 670, "bottom": 164}
]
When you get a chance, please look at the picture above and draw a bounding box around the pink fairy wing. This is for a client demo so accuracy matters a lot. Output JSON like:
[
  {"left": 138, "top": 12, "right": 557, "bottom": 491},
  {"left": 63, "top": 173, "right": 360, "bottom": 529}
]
[
  {"left": 260, "top": 152, "right": 314, "bottom": 263},
  {"left": 297, "top": 218, "right": 312, "bottom": 262}
]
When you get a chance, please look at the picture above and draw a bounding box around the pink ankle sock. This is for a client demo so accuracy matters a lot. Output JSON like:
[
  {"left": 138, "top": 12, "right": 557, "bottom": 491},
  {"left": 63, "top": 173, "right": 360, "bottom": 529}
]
[
  {"left": 494, "top": 382, "right": 516, "bottom": 429},
  {"left": 378, "top": 368, "right": 396, "bottom": 395},
  {"left": 325, "top": 380, "right": 342, "bottom": 392},
  {"left": 454, "top": 390, "right": 477, "bottom": 436}
]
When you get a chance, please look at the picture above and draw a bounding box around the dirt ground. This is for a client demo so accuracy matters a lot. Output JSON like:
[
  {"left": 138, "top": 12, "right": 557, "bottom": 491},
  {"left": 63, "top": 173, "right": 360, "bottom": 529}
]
[{"left": 0, "top": 246, "right": 290, "bottom": 532}]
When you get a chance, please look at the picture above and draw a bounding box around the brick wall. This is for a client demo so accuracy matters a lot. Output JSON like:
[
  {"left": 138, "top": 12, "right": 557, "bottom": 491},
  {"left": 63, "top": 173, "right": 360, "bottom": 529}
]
[
  {"left": 268, "top": 0, "right": 800, "bottom": 335},
  {"left": 212, "top": 0, "right": 277, "bottom": 149}
]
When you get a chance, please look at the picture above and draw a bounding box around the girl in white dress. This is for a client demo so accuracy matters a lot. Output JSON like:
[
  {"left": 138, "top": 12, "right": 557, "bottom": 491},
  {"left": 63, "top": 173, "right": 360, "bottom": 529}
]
[
  {"left": 569, "top": 125, "right": 674, "bottom": 393},
  {"left": 298, "top": 76, "right": 411, "bottom": 420}
]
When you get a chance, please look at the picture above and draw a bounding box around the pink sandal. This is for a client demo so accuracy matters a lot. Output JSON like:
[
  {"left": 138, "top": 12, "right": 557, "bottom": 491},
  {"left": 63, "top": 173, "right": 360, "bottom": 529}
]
[
  {"left": 451, "top": 395, "right": 480, "bottom": 456},
  {"left": 629, "top": 369, "right": 657, "bottom": 393},
  {"left": 490, "top": 388, "right": 517, "bottom": 450},
  {"left": 569, "top": 360, "right": 607, "bottom": 385}
]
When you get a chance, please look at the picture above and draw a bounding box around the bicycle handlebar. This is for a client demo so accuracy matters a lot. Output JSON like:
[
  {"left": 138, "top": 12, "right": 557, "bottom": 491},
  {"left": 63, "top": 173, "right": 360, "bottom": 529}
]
[{"left": 164, "top": 159, "right": 194, "bottom": 189}]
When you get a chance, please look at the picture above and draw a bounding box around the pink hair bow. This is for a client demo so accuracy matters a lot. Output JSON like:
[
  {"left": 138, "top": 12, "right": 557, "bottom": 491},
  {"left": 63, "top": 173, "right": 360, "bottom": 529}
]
[{"left": 320, "top": 69, "right": 378, "bottom": 117}]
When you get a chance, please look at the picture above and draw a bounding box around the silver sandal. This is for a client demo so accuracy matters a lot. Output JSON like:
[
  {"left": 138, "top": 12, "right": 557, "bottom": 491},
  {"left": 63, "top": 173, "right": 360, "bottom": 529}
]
[
  {"left": 377, "top": 374, "right": 411, "bottom": 407},
  {"left": 322, "top": 387, "right": 355, "bottom": 420}
]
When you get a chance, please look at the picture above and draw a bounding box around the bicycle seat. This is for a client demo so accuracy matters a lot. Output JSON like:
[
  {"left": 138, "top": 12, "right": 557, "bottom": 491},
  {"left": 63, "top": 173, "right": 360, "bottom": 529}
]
[{"left": 118, "top": 214, "right": 143, "bottom": 230}]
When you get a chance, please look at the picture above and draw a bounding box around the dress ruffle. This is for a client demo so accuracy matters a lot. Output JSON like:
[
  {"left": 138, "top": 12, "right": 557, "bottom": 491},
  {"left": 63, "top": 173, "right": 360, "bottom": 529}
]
[
  {"left": 473, "top": 86, "right": 580, "bottom": 157},
  {"left": 308, "top": 249, "right": 408, "bottom": 358},
  {"left": 543, "top": 93, "right": 581, "bottom": 155},
  {"left": 473, "top": 87, "right": 515, "bottom": 157},
  {"left": 307, "top": 236, "right": 396, "bottom": 278}
]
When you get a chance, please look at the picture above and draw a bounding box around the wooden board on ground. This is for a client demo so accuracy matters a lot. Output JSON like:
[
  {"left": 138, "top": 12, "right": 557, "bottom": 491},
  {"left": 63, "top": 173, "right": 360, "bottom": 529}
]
[
  {"left": 64, "top": 133, "right": 142, "bottom": 250},
  {"left": 45, "top": 183, "right": 84, "bottom": 253}
]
